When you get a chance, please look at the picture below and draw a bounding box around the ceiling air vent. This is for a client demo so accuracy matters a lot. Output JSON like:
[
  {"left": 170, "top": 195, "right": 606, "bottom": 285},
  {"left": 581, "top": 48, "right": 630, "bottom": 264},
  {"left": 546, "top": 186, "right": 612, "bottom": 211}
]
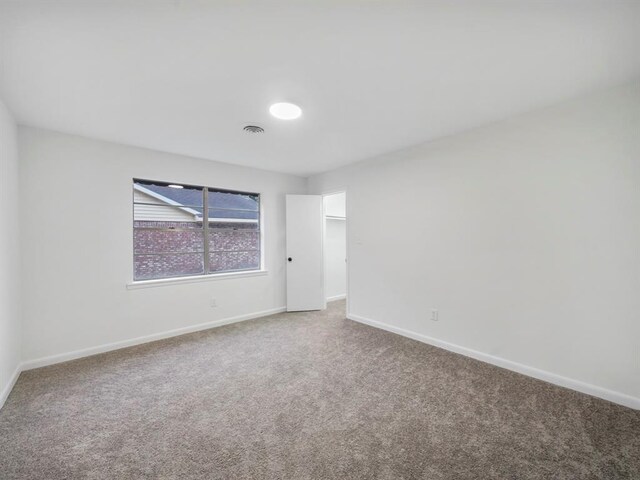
[{"left": 243, "top": 125, "right": 264, "bottom": 133}]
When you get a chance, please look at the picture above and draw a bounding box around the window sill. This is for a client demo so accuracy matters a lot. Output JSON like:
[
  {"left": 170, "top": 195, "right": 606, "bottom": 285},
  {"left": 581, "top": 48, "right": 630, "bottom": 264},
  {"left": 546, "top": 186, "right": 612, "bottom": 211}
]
[{"left": 126, "top": 269, "right": 268, "bottom": 289}]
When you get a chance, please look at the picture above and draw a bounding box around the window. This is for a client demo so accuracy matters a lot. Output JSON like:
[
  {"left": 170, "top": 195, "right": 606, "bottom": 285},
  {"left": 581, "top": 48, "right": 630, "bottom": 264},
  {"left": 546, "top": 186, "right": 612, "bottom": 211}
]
[{"left": 133, "top": 179, "right": 261, "bottom": 281}]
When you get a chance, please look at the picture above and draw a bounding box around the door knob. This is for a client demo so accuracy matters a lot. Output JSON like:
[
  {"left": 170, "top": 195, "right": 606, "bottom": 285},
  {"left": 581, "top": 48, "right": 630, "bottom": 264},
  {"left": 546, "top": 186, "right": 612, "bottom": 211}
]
[{"left": 288, "top": 257, "right": 292, "bottom": 262}]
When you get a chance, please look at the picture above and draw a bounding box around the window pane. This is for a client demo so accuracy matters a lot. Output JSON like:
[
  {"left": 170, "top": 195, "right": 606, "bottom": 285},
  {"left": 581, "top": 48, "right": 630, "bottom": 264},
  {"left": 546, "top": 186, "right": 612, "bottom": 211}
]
[
  {"left": 208, "top": 190, "right": 259, "bottom": 220},
  {"left": 134, "top": 203, "right": 203, "bottom": 223},
  {"left": 135, "top": 180, "right": 203, "bottom": 207},
  {"left": 134, "top": 228, "right": 204, "bottom": 254},
  {"left": 209, "top": 251, "right": 260, "bottom": 273},
  {"left": 208, "top": 221, "right": 259, "bottom": 230},
  {"left": 209, "top": 228, "right": 260, "bottom": 253},
  {"left": 134, "top": 253, "right": 204, "bottom": 280},
  {"left": 207, "top": 189, "right": 261, "bottom": 274}
]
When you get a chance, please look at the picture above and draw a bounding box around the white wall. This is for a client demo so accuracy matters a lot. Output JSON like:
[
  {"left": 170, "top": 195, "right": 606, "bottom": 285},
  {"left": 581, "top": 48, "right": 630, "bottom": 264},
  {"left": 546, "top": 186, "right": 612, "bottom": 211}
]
[
  {"left": 324, "top": 193, "right": 346, "bottom": 300},
  {"left": 19, "top": 128, "right": 306, "bottom": 364},
  {"left": 309, "top": 81, "right": 640, "bottom": 408},
  {"left": 0, "top": 99, "right": 21, "bottom": 407},
  {"left": 324, "top": 192, "right": 346, "bottom": 218}
]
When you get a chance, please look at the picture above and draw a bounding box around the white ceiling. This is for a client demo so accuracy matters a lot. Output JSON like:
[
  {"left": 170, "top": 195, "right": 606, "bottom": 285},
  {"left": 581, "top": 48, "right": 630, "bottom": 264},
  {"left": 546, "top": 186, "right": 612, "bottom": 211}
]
[{"left": 1, "top": 1, "right": 639, "bottom": 177}]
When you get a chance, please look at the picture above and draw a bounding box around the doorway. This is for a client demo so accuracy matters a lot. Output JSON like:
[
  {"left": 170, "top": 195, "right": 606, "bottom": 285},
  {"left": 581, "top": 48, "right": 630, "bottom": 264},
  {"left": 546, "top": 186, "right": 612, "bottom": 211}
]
[{"left": 323, "top": 192, "right": 347, "bottom": 303}]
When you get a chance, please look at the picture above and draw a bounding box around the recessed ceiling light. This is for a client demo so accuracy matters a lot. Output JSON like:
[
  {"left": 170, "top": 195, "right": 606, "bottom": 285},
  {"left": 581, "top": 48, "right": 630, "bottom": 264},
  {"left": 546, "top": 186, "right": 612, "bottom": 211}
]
[
  {"left": 269, "top": 102, "right": 302, "bottom": 120},
  {"left": 168, "top": 184, "right": 184, "bottom": 189}
]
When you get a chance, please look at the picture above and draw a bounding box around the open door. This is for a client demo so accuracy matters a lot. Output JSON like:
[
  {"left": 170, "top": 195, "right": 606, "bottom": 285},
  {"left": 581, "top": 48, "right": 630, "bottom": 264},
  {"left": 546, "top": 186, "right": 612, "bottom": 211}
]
[{"left": 286, "top": 195, "right": 325, "bottom": 312}]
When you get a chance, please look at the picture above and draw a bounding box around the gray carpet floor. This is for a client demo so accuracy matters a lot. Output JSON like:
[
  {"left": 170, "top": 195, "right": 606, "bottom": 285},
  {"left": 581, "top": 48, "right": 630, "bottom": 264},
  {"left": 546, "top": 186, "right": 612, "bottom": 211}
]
[{"left": 1, "top": 300, "right": 639, "bottom": 479}]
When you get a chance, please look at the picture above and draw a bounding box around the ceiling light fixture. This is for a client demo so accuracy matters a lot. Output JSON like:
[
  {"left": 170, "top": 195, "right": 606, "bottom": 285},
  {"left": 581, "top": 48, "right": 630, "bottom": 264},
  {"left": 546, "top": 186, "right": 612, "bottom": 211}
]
[
  {"left": 168, "top": 184, "right": 184, "bottom": 189},
  {"left": 269, "top": 102, "right": 302, "bottom": 120}
]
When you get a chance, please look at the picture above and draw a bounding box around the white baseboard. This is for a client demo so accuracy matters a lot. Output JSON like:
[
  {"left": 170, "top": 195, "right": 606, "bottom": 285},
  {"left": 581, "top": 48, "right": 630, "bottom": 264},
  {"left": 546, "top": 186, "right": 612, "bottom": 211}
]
[
  {"left": 0, "top": 364, "right": 22, "bottom": 410},
  {"left": 327, "top": 294, "right": 346, "bottom": 302},
  {"left": 347, "top": 313, "right": 640, "bottom": 411},
  {"left": 21, "top": 306, "right": 286, "bottom": 371}
]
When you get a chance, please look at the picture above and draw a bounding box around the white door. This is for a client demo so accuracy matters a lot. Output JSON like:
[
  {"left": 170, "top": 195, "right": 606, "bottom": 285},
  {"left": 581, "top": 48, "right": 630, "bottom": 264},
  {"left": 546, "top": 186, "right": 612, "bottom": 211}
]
[{"left": 286, "top": 195, "right": 325, "bottom": 312}]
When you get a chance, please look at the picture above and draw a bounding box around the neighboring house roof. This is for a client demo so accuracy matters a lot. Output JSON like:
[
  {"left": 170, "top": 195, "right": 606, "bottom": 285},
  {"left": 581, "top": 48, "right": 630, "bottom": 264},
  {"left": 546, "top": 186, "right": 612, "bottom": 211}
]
[{"left": 134, "top": 183, "right": 259, "bottom": 221}]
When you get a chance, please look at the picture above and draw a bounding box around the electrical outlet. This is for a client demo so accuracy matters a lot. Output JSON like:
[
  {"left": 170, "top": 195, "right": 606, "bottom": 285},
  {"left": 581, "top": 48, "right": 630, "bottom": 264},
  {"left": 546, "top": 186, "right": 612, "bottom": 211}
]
[
  {"left": 210, "top": 298, "right": 217, "bottom": 308},
  {"left": 431, "top": 309, "right": 438, "bottom": 321}
]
